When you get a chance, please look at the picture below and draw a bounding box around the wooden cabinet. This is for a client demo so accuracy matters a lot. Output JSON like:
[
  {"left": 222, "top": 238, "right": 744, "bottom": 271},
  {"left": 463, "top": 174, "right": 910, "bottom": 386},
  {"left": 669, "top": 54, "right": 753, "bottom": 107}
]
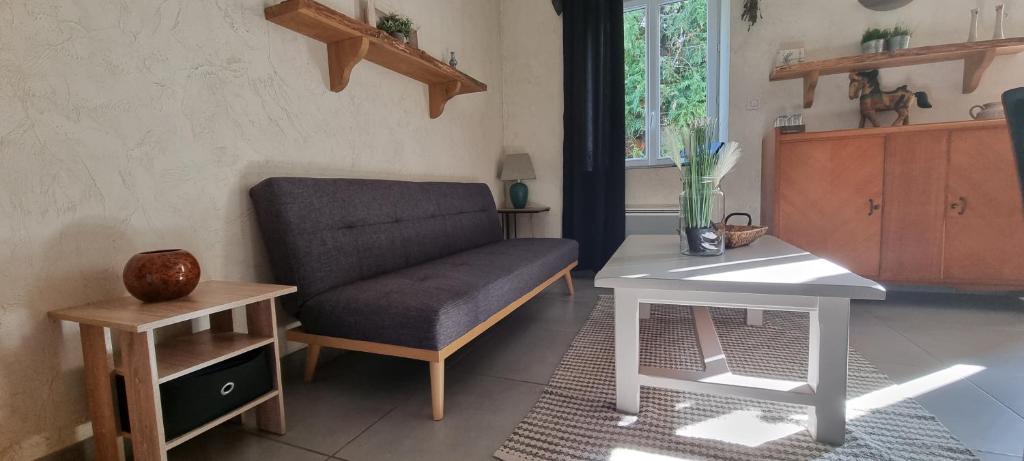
[
  {"left": 775, "top": 138, "right": 884, "bottom": 277},
  {"left": 943, "top": 128, "right": 1024, "bottom": 284},
  {"left": 763, "top": 120, "right": 1023, "bottom": 289},
  {"left": 879, "top": 131, "right": 949, "bottom": 281}
]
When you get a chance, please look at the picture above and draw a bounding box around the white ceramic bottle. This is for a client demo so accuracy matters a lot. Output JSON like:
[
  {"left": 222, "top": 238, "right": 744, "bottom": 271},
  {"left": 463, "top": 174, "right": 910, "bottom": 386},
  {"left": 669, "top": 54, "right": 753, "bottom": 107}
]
[
  {"left": 969, "top": 8, "right": 980, "bottom": 42},
  {"left": 994, "top": 4, "right": 1006, "bottom": 39}
]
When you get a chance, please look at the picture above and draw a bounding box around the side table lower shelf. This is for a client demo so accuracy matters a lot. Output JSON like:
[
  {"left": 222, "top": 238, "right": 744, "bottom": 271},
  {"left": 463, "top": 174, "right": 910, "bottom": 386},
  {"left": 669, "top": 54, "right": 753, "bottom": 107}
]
[{"left": 128, "top": 330, "right": 274, "bottom": 384}]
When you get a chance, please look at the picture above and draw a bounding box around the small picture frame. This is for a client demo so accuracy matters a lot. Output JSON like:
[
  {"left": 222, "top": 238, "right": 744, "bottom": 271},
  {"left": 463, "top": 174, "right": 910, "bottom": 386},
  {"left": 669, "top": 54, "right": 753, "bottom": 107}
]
[
  {"left": 775, "top": 48, "right": 806, "bottom": 67},
  {"left": 775, "top": 113, "right": 806, "bottom": 133}
]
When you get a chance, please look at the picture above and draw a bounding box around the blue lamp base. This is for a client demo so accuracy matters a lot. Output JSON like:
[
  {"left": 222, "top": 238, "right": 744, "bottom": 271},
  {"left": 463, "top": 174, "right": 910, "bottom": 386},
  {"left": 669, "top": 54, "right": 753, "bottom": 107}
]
[{"left": 509, "top": 182, "right": 529, "bottom": 209}]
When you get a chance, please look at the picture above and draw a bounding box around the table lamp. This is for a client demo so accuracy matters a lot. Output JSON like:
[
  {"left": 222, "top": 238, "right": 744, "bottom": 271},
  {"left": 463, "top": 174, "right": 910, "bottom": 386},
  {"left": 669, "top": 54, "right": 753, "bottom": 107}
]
[{"left": 500, "top": 153, "right": 536, "bottom": 209}]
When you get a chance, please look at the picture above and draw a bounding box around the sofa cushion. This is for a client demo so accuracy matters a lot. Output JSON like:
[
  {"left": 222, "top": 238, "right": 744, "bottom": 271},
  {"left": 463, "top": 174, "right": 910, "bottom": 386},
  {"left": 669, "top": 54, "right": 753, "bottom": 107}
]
[
  {"left": 298, "top": 238, "right": 579, "bottom": 350},
  {"left": 250, "top": 178, "right": 502, "bottom": 313}
]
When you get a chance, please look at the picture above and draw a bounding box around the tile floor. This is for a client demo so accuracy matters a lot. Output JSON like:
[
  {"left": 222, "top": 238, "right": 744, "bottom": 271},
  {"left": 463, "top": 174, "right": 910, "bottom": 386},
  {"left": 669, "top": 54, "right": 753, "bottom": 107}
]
[{"left": 162, "top": 278, "right": 1024, "bottom": 460}]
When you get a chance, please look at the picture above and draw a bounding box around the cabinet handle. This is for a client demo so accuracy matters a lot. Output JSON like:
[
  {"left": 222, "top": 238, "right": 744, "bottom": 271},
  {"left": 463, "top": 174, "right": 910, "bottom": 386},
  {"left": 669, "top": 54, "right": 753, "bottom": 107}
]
[
  {"left": 868, "top": 198, "right": 881, "bottom": 216},
  {"left": 950, "top": 197, "right": 967, "bottom": 215}
]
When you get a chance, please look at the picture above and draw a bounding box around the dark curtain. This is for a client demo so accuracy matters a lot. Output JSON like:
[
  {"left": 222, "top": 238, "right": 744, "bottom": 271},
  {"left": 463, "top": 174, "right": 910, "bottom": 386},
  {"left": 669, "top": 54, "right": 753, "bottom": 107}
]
[
  {"left": 561, "top": 0, "right": 626, "bottom": 271},
  {"left": 1003, "top": 87, "right": 1024, "bottom": 206}
]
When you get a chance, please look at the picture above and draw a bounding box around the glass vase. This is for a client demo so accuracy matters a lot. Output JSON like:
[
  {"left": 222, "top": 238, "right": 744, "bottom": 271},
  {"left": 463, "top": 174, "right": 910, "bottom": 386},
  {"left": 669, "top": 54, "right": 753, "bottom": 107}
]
[{"left": 679, "top": 176, "right": 725, "bottom": 256}]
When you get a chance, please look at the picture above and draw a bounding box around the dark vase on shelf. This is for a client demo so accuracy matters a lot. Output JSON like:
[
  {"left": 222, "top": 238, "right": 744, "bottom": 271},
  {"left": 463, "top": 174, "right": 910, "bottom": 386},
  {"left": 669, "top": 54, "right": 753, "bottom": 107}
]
[{"left": 123, "top": 249, "right": 201, "bottom": 303}]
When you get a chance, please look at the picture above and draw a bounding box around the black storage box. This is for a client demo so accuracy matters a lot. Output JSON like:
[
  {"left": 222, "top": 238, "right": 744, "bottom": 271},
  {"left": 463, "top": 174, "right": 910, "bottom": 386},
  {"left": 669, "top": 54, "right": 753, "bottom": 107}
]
[{"left": 117, "top": 347, "right": 274, "bottom": 440}]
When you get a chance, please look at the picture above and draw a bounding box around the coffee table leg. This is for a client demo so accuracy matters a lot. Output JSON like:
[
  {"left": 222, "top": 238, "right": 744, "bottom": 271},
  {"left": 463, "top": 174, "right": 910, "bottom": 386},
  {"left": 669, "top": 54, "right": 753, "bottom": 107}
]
[
  {"left": 746, "top": 309, "right": 763, "bottom": 326},
  {"left": 615, "top": 289, "right": 640, "bottom": 414},
  {"left": 807, "top": 297, "right": 850, "bottom": 445}
]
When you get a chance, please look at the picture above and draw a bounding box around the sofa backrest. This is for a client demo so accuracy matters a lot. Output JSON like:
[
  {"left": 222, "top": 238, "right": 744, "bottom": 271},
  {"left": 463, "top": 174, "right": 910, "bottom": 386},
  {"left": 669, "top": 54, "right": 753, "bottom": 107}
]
[{"left": 250, "top": 178, "right": 502, "bottom": 311}]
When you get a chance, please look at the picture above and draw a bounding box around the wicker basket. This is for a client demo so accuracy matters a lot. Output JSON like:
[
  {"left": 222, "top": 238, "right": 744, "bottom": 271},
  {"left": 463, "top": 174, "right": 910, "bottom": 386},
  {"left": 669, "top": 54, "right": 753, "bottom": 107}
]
[{"left": 715, "top": 213, "right": 768, "bottom": 249}]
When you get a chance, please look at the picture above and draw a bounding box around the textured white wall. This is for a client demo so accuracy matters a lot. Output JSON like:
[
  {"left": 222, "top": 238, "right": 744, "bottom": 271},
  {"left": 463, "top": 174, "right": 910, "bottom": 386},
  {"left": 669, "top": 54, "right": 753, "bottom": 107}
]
[
  {"left": 7, "top": 0, "right": 1023, "bottom": 456},
  {"left": 627, "top": 0, "right": 1024, "bottom": 214},
  {"left": 500, "top": 0, "right": 564, "bottom": 238},
  {"left": 0, "top": 0, "right": 502, "bottom": 458}
]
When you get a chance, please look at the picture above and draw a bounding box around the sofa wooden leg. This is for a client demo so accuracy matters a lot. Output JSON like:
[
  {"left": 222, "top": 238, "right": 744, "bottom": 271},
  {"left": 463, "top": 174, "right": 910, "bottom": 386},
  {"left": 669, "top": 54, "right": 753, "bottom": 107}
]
[
  {"left": 430, "top": 360, "right": 444, "bottom": 421},
  {"left": 304, "top": 344, "right": 321, "bottom": 383},
  {"left": 563, "top": 271, "right": 575, "bottom": 296}
]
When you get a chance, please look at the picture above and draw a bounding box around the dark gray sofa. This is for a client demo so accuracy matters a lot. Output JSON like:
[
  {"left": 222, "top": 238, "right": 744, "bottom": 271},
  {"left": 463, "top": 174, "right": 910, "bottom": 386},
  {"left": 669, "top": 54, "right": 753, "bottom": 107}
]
[{"left": 250, "top": 177, "right": 578, "bottom": 420}]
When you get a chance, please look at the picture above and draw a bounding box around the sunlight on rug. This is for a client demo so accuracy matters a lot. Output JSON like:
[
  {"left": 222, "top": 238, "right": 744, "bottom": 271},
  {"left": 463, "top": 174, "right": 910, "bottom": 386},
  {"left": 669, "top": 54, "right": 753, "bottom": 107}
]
[{"left": 494, "top": 295, "right": 979, "bottom": 461}]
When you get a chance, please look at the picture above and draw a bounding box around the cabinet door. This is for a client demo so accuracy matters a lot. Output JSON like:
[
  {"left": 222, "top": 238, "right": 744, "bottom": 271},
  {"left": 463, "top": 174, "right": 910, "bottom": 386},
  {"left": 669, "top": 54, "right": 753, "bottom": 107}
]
[
  {"left": 944, "top": 128, "right": 1024, "bottom": 284},
  {"left": 777, "top": 140, "right": 832, "bottom": 257},
  {"left": 879, "top": 131, "right": 949, "bottom": 282},
  {"left": 777, "top": 137, "right": 885, "bottom": 276}
]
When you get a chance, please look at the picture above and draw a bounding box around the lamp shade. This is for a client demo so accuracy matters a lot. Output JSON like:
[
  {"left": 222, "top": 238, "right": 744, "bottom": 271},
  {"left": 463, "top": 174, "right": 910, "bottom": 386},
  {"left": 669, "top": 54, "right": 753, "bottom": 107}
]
[{"left": 499, "top": 153, "right": 536, "bottom": 181}]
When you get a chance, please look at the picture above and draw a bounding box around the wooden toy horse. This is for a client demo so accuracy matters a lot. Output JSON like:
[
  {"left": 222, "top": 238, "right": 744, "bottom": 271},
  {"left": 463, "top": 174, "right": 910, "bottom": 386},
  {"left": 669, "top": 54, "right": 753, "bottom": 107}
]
[{"left": 849, "top": 69, "right": 932, "bottom": 127}]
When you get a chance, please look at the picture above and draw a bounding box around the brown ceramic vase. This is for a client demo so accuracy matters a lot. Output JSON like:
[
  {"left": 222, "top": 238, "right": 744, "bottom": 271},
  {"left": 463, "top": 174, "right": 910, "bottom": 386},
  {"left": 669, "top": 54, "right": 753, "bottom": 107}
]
[{"left": 122, "top": 249, "right": 201, "bottom": 303}]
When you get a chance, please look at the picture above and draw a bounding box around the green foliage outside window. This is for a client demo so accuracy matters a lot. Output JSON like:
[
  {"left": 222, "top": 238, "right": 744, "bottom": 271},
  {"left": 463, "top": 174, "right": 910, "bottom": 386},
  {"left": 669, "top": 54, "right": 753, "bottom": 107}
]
[
  {"left": 624, "top": 0, "right": 709, "bottom": 161},
  {"left": 624, "top": 8, "right": 647, "bottom": 160}
]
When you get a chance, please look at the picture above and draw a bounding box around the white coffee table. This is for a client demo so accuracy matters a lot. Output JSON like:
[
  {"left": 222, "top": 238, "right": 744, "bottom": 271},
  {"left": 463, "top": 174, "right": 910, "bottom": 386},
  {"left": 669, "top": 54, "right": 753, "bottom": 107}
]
[{"left": 595, "top": 235, "right": 885, "bottom": 445}]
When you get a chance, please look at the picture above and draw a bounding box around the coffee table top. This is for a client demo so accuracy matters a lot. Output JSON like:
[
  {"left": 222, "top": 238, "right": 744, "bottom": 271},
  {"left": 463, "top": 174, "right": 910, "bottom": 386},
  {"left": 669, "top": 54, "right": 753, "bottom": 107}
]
[{"left": 595, "top": 235, "right": 886, "bottom": 300}]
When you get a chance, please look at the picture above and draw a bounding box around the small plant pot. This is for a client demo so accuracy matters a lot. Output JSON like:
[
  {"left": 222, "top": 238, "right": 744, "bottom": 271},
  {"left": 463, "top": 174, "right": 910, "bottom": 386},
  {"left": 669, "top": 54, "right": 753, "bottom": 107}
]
[
  {"left": 682, "top": 226, "right": 724, "bottom": 256},
  {"left": 887, "top": 35, "right": 911, "bottom": 51},
  {"left": 861, "top": 38, "right": 885, "bottom": 54},
  {"left": 389, "top": 32, "right": 409, "bottom": 43}
]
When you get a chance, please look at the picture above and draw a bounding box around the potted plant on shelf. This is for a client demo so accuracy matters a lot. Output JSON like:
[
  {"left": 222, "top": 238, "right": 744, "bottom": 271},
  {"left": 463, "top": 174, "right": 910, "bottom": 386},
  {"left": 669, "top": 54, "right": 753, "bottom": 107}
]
[
  {"left": 377, "top": 12, "right": 414, "bottom": 43},
  {"left": 887, "top": 24, "right": 912, "bottom": 50},
  {"left": 666, "top": 117, "right": 743, "bottom": 256},
  {"left": 861, "top": 28, "right": 887, "bottom": 54}
]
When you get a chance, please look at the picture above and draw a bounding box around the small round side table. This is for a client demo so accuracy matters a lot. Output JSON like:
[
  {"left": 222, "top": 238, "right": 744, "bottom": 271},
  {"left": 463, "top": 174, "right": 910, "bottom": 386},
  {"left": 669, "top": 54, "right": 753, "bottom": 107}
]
[{"left": 497, "top": 205, "right": 551, "bottom": 239}]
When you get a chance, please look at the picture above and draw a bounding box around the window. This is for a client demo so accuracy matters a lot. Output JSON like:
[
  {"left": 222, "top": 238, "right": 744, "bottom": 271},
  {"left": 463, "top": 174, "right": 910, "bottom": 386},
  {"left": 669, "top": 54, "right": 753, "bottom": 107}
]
[{"left": 624, "top": 0, "right": 728, "bottom": 167}]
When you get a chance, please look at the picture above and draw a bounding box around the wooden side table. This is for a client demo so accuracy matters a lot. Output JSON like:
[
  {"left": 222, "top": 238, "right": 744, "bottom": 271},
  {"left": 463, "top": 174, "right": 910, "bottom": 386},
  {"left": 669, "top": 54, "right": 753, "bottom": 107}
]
[
  {"left": 49, "top": 280, "right": 297, "bottom": 461},
  {"left": 497, "top": 205, "right": 551, "bottom": 239}
]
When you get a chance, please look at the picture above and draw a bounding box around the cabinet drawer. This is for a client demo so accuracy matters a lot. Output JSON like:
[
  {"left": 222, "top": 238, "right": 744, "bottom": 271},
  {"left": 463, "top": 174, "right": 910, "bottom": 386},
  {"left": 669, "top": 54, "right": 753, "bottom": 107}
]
[{"left": 117, "top": 347, "right": 274, "bottom": 440}]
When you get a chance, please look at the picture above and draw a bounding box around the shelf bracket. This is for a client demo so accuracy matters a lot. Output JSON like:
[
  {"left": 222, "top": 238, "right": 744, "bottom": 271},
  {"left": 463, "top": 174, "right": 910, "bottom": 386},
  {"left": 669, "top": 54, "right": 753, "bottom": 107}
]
[
  {"left": 327, "top": 36, "right": 370, "bottom": 92},
  {"left": 429, "top": 80, "right": 462, "bottom": 119},
  {"left": 962, "top": 49, "right": 996, "bottom": 94},
  {"left": 803, "top": 70, "right": 820, "bottom": 109}
]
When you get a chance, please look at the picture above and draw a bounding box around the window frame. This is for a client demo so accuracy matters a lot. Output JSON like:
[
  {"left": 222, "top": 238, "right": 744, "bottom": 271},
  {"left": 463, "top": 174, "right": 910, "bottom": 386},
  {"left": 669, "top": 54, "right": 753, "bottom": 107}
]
[{"left": 623, "top": 0, "right": 729, "bottom": 169}]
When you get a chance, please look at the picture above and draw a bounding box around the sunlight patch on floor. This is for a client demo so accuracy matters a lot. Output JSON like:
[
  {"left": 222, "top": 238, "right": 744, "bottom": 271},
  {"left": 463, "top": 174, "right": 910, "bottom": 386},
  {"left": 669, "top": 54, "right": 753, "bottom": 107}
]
[
  {"left": 675, "top": 409, "right": 804, "bottom": 448},
  {"left": 671, "top": 364, "right": 984, "bottom": 448},
  {"left": 617, "top": 415, "right": 639, "bottom": 427},
  {"left": 846, "top": 364, "right": 985, "bottom": 417}
]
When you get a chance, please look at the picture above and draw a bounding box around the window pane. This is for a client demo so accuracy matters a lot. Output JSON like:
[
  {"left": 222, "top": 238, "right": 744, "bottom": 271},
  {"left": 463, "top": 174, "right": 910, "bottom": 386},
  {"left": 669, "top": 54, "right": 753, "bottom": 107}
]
[
  {"left": 659, "top": 0, "right": 708, "bottom": 159},
  {"left": 624, "top": 7, "right": 647, "bottom": 160}
]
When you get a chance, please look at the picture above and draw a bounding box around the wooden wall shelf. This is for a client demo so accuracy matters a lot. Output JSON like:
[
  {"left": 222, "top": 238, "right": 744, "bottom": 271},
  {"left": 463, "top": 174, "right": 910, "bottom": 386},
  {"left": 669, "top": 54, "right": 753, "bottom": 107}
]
[
  {"left": 265, "top": 0, "right": 487, "bottom": 119},
  {"left": 770, "top": 38, "right": 1024, "bottom": 108}
]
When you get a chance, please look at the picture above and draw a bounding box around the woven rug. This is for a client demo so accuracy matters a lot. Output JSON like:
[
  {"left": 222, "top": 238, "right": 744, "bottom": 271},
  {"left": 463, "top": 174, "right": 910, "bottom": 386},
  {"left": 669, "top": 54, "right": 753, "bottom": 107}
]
[{"left": 494, "top": 295, "right": 978, "bottom": 461}]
